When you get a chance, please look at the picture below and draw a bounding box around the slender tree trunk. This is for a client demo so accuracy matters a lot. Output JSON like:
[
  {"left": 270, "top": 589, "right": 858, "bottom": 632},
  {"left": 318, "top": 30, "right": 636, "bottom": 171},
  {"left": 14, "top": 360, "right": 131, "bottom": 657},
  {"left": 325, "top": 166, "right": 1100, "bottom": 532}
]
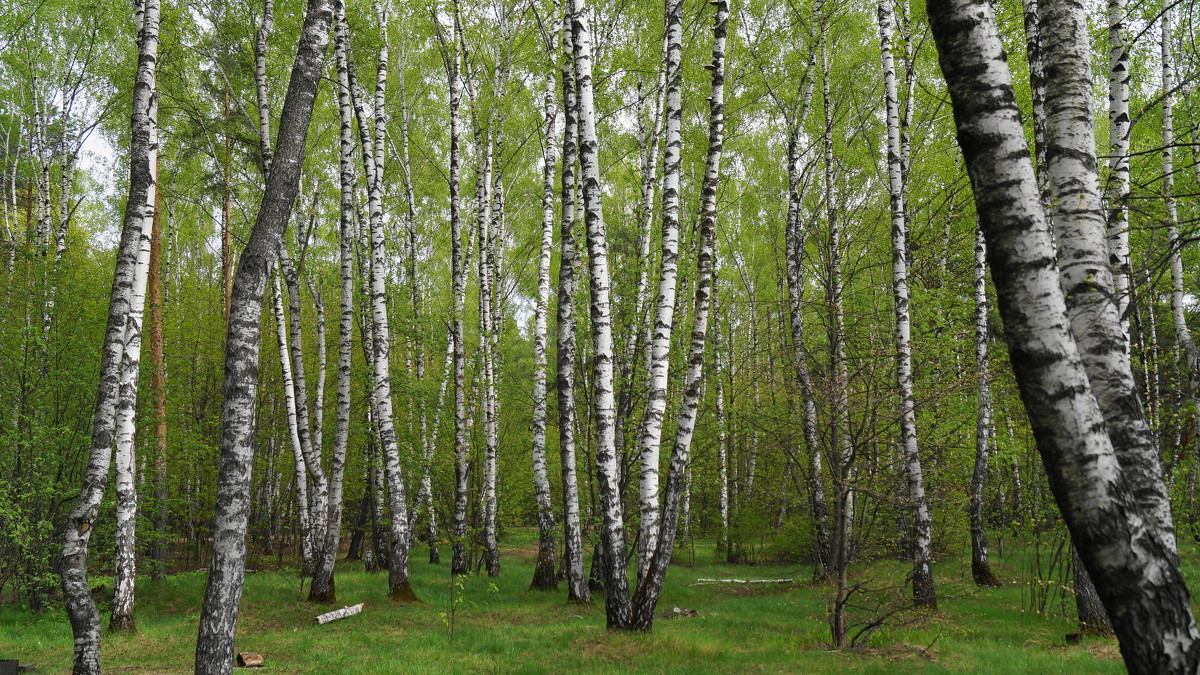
[
  {"left": 363, "top": 0, "right": 415, "bottom": 602},
  {"left": 194, "top": 0, "right": 333, "bottom": 668},
  {"left": 272, "top": 274, "right": 312, "bottom": 570},
  {"left": 311, "top": 5, "right": 358, "bottom": 602},
  {"left": 928, "top": 1, "right": 1200, "bottom": 670},
  {"left": 818, "top": 0, "right": 855, "bottom": 645},
  {"left": 149, "top": 155, "right": 168, "bottom": 582},
  {"left": 635, "top": 0, "right": 684, "bottom": 583},
  {"left": 61, "top": 0, "right": 158, "bottom": 668},
  {"left": 877, "top": 0, "right": 934, "bottom": 608},
  {"left": 715, "top": 322, "right": 730, "bottom": 559},
  {"left": 1105, "top": 0, "right": 1132, "bottom": 332},
  {"left": 1162, "top": 7, "right": 1199, "bottom": 447},
  {"left": 970, "top": 223, "right": 1000, "bottom": 587},
  {"left": 628, "top": 0, "right": 727, "bottom": 630},
  {"left": 530, "top": 75, "right": 560, "bottom": 592},
  {"left": 571, "top": 0, "right": 631, "bottom": 627},
  {"left": 445, "top": 2, "right": 471, "bottom": 577},
  {"left": 557, "top": 8, "right": 590, "bottom": 603},
  {"left": 782, "top": 65, "right": 828, "bottom": 579},
  {"left": 281, "top": 249, "right": 329, "bottom": 576}
]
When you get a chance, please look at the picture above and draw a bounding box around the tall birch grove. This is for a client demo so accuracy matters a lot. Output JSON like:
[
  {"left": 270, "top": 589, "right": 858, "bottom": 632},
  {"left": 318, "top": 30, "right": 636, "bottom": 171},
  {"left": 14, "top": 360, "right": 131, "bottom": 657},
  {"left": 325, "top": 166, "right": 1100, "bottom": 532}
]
[{"left": 8, "top": 0, "right": 1200, "bottom": 672}]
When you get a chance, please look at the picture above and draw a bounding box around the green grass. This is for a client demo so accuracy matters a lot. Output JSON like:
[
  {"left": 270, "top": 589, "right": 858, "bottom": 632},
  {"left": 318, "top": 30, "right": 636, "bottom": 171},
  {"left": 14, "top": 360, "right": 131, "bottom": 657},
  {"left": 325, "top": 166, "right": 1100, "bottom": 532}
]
[{"left": 0, "top": 531, "right": 1132, "bottom": 673}]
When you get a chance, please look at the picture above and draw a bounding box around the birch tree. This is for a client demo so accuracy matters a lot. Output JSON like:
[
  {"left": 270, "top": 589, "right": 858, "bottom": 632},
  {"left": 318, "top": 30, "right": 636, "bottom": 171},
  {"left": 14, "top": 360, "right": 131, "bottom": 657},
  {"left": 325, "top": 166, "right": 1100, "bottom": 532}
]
[
  {"left": 569, "top": 0, "right": 630, "bottom": 626},
  {"left": 530, "top": 72, "right": 559, "bottom": 591},
  {"left": 60, "top": 0, "right": 158, "bottom": 667},
  {"left": 310, "top": 1, "right": 358, "bottom": 602},
  {"left": 636, "top": 0, "right": 683, "bottom": 581},
  {"left": 970, "top": 223, "right": 1000, "bottom": 587},
  {"left": 628, "top": 0, "right": 727, "bottom": 630},
  {"left": 876, "top": 0, "right": 934, "bottom": 609},
  {"left": 928, "top": 0, "right": 1200, "bottom": 668},
  {"left": 557, "top": 4, "right": 590, "bottom": 603},
  {"left": 194, "top": 0, "right": 333, "bottom": 668}
]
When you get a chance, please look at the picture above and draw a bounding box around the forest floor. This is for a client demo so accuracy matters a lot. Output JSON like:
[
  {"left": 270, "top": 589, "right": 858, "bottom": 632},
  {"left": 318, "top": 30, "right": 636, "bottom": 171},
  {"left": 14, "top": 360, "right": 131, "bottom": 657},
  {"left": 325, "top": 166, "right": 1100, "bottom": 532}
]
[{"left": 0, "top": 528, "right": 1157, "bottom": 673}]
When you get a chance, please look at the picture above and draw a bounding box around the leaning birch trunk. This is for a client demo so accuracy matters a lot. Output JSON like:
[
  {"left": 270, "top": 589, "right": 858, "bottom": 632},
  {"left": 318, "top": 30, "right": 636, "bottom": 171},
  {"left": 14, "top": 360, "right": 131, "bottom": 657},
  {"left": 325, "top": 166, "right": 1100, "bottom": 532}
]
[
  {"left": 61, "top": 0, "right": 158, "bottom": 669},
  {"left": 311, "top": 5, "right": 358, "bottom": 602},
  {"left": 1105, "top": 0, "right": 1131, "bottom": 332},
  {"left": 629, "top": 0, "right": 727, "bottom": 631},
  {"left": 635, "top": 0, "right": 684, "bottom": 583},
  {"left": 445, "top": 2, "right": 470, "bottom": 577},
  {"left": 557, "top": 8, "right": 590, "bottom": 604},
  {"left": 1039, "top": 0, "right": 1176, "bottom": 556},
  {"left": 877, "top": 0, "right": 934, "bottom": 609},
  {"left": 272, "top": 274, "right": 312, "bottom": 570},
  {"left": 970, "top": 224, "right": 1000, "bottom": 587},
  {"left": 194, "top": 0, "right": 333, "bottom": 669},
  {"left": 282, "top": 249, "right": 329, "bottom": 576},
  {"left": 927, "top": 0, "right": 1200, "bottom": 670},
  {"left": 109, "top": 150, "right": 155, "bottom": 632},
  {"left": 530, "top": 75, "right": 559, "bottom": 592},
  {"left": 570, "top": 0, "right": 630, "bottom": 627}
]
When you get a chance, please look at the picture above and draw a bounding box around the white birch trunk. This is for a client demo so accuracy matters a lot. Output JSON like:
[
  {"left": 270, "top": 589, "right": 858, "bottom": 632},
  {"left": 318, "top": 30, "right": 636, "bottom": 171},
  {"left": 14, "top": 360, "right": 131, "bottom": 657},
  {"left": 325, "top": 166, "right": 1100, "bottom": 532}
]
[
  {"left": 531, "top": 74, "right": 559, "bottom": 591},
  {"left": 569, "top": 0, "right": 630, "bottom": 626},
  {"left": 970, "top": 223, "right": 999, "bottom": 587},
  {"left": 312, "top": 8, "right": 357, "bottom": 601},
  {"left": 629, "top": 0, "right": 727, "bottom": 630},
  {"left": 877, "top": 0, "right": 934, "bottom": 608},
  {"left": 1039, "top": 0, "right": 1176, "bottom": 555},
  {"left": 195, "top": 0, "right": 333, "bottom": 668},
  {"left": 782, "top": 62, "right": 828, "bottom": 578},
  {"left": 557, "top": 8, "right": 590, "bottom": 603},
  {"left": 929, "top": 0, "right": 1200, "bottom": 669},
  {"left": 272, "top": 274, "right": 312, "bottom": 570},
  {"left": 446, "top": 1, "right": 471, "bottom": 577},
  {"left": 1106, "top": 0, "right": 1131, "bottom": 332},
  {"left": 61, "top": 0, "right": 158, "bottom": 668},
  {"left": 635, "top": 0, "right": 683, "bottom": 582}
]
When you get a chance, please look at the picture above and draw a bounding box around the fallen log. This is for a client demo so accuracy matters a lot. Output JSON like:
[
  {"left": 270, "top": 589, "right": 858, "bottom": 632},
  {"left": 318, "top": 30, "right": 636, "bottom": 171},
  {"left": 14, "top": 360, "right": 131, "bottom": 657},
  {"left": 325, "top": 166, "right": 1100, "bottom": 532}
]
[
  {"left": 693, "top": 578, "right": 794, "bottom": 585},
  {"left": 315, "top": 602, "right": 365, "bottom": 625},
  {"left": 236, "top": 652, "right": 264, "bottom": 668}
]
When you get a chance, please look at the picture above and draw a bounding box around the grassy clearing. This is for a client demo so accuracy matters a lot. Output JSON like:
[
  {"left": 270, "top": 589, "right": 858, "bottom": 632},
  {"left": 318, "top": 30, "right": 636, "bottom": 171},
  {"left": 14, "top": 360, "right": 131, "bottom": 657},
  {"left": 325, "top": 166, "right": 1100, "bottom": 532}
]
[{"left": 0, "top": 530, "right": 1138, "bottom": 673}]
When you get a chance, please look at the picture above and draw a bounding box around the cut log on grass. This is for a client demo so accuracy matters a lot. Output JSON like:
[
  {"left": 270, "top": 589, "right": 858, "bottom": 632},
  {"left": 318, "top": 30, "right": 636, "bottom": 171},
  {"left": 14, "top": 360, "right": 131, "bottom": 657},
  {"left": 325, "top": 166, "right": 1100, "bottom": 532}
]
[
  {"left": 693, "top": 578, "right": 793, "bottom": 585},
  {"left": 315, "top": 602, "right": 364, "bottom": 625},
  {"left": 235, "top": 652, "right": 264, "bottom": 668}
]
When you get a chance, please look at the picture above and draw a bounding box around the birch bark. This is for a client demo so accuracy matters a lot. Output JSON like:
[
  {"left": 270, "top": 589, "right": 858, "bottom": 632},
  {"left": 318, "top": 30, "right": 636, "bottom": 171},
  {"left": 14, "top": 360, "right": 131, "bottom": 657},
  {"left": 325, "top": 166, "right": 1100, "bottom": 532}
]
[
  {"left": 445, "top": 2, "right": 471, "bottom": 577},
  {"left": 636, "top": 0, "right": 683, "bottom": 582},
  {"left": 877, "top": 0, "right": 934, "bottom": 608},
  {"left": 557, "top": 7, "right": 590, "bottom": 603},
  {"left": 195, "top": 0, "right": 333, "bottom": 668},
  {"left": 61, "top": 0, "right": 157, "bottom": 668},
  {"left": 311, "top": 4, "right": 357, "bottom": 602},
  {"left": 569, "top": 0, "right": 630, "bottom": 627},
  {"left": 928, "top": 0, "right": 1200, "bottom": 668},
  {"left": 970, "top": 223, "right": 1000, "bottom": 587},
  {"left": 1106, "top": 0, "right": 1132, "bottom": 330},
  {"left": 531, "top": 74, "right": 560, "bottom": 591},
  {"left": 1039, "top": 0, "right": 1176, "bottom": 556},
  {"left": 628, "top": 0, "right": 727, "bottom": 630}
]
